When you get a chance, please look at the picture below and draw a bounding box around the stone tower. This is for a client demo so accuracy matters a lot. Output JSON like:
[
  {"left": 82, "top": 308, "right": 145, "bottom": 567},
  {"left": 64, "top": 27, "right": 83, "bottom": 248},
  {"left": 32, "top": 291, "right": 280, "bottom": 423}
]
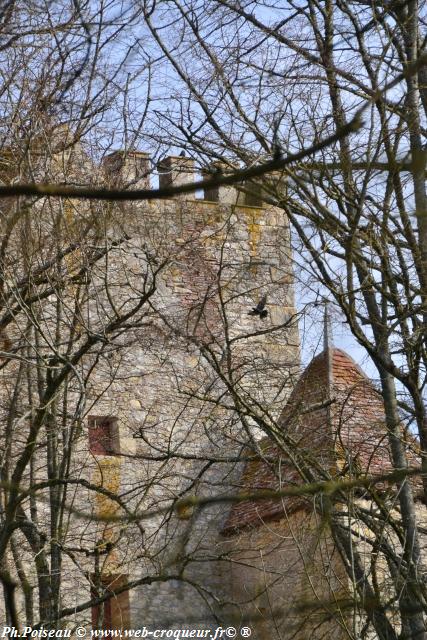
[{"left": 76, "top": 151, "right": 301, "bottom": 630}]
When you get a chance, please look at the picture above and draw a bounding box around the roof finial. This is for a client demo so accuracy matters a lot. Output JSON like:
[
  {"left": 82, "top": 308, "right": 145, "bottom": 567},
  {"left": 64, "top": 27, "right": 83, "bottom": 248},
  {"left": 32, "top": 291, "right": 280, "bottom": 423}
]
[
  {"left": 323, "top": 301, "right": 333, "bottom": 352},
  {"left": 323, "top": 300, "right": 334, "bottom": 395}
]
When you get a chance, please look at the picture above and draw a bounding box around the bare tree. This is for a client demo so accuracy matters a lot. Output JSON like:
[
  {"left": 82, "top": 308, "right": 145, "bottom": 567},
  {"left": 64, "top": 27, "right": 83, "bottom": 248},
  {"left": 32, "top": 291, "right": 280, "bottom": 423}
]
[
  {"left": 1, "top": 1, "right": 427, "bottom": 639},
  {"left": 100, "top": 1, "right": 427, "bottom": 637}
]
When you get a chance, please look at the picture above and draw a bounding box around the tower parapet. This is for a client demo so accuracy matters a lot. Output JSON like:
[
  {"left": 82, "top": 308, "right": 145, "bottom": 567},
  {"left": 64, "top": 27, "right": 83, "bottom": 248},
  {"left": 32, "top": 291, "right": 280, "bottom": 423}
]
[
  {"left": 157, "top": 154, "right": 195, "bottom": 189},
  {"left": 103, "top": 150, "right": 151, "bottom": 189},
  {"left": 104, "top": 151, "right": 266, "bottom": 207}
]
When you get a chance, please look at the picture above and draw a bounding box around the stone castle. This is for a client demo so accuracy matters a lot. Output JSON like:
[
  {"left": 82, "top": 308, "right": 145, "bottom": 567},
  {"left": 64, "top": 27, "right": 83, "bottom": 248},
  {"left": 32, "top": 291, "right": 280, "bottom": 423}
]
[{"left": 0, "top": 144, "right": 424, "bottom": 639}]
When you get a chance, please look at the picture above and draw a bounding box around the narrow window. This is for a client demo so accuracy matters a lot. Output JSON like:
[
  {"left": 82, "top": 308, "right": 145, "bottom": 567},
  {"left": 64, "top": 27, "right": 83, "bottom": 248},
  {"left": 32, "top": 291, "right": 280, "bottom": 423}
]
[
  {"left": 88, "top": 416, "right": 119, "bottom": 456},
  {"left": 91, "top": 574, "right": 130, "bottom": 630}
]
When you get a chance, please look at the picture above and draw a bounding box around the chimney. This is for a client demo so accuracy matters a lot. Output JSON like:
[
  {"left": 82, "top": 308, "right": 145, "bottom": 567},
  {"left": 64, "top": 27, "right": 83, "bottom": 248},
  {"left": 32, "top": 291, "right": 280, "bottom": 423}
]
[
  {"left": 103, "top": 151, "right": 150, "bottom": 189},
  {"left": 157, "top": 155, "right": 194, "bottom": 190}
]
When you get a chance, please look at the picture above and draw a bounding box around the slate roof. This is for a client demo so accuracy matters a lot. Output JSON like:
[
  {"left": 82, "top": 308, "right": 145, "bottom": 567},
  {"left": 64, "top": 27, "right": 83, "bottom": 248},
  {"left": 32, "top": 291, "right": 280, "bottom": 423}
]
[{"left": 222, "top": 348, "right": 420, "bottom": 536}]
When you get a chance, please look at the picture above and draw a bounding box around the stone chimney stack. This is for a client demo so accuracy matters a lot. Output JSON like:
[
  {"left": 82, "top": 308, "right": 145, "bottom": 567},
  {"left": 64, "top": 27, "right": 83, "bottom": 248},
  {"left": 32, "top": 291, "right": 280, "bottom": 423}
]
[
  {"left": 157, "top": 155, "right": 194, "bottom": 189},
  {"left": 103, "top": 151, "right": 150, "bottom": 189}
]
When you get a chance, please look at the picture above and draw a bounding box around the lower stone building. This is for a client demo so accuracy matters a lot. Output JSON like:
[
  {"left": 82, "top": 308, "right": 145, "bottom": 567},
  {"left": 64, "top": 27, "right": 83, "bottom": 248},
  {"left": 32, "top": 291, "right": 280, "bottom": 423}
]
[{"left": 217, "top": 346, "right": 425, "bottom": 639}]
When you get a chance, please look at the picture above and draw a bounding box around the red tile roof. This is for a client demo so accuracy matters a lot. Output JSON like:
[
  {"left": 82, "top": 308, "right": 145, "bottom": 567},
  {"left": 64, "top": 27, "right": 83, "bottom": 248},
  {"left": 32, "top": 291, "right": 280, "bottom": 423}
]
[{"left": 222, "top": 348, "right": 419, "bottom": 536}]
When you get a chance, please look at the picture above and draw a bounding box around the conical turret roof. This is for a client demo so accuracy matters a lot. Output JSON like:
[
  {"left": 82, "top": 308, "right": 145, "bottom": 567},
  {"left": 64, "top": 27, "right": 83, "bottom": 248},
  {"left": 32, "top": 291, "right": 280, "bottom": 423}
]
[{"left": 222, "top": 348, "right": 419, "bottom": 535}]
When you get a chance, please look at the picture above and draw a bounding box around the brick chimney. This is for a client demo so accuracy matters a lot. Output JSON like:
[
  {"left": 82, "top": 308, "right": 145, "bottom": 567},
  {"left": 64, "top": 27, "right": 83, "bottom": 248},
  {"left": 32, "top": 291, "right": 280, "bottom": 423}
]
[{"left": 103, "top": 151, "right": 150, "bottom": 189}]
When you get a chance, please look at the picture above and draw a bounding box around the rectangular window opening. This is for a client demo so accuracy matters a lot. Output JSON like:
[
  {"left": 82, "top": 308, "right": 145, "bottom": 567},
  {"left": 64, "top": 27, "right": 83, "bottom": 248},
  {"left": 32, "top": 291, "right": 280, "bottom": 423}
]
[
  {"left": 91, "top": 574, "right": 130, "bottom": 630},
  {"left": 88, "top": 416, "right": 120, "bottom": 456}
]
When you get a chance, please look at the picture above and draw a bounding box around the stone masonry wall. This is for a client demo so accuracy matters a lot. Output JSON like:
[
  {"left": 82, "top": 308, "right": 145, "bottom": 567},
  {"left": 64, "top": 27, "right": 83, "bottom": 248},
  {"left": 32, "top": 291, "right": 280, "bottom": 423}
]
[{"left": 33, "top": 152, "right": 301, "bottom": 631}]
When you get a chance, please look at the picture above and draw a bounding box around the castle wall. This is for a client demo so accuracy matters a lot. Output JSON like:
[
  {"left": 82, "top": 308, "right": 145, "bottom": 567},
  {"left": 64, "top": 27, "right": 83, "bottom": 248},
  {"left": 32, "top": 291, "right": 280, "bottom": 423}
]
[{"left": 0, "top": 150, "right": 300, "bottom": 631}]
